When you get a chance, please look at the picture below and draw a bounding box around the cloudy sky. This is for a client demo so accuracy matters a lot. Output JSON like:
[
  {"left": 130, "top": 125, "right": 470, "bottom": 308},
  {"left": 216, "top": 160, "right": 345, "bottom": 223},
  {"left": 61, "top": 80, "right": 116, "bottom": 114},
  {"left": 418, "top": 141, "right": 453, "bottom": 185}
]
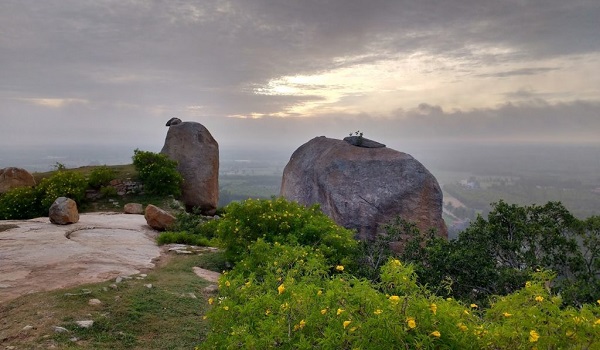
[{"left": 1, "top": 0, "right": 599, "bottom": 154}]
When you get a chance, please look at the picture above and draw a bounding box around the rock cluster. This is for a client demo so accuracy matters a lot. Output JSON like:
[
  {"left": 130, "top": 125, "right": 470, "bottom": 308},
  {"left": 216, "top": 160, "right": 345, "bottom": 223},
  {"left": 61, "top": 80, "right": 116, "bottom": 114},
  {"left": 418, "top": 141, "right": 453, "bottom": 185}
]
[
  {"left": 0, "top": 167, "right": 36, "bottom": 194},
  {"left": 49, "top": 197, "right": 79, "bottom": 225},
  {"left": 161, "top": 121, "right": 219, "bottom": 214},
  {"left": 281, "top": 136, "right": 447, "bottom": 240}
]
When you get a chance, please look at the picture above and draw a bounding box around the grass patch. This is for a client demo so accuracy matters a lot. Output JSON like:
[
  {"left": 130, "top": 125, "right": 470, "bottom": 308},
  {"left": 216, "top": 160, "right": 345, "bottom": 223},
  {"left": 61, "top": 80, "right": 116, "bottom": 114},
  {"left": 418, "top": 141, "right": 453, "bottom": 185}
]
[{"left": 0, "top": 252, "right": 222, "bottom": 349}]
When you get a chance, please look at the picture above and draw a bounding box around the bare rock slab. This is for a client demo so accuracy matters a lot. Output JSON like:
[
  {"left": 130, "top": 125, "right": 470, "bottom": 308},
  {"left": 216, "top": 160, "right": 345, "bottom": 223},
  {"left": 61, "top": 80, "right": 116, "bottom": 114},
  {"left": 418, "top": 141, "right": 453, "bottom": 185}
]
[
  {"left": 281, "top": 136, "right": 447, "bottom": 240},
  {"left": 0, "top": 213, "right": 160, "bottom": 304}
]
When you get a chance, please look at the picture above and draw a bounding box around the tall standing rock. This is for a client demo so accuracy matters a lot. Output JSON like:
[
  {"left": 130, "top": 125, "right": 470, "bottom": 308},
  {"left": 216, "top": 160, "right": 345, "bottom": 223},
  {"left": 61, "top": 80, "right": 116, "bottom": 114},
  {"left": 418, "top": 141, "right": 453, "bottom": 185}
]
[
  {"left": 161, "top": 121, "right": 219, "bottom": 214},
  {"left": 280, "top": 136, "right": 447, "bottom": 240},
  {"left": 0, "top": 167, "right": 36, "bottom": 194}
]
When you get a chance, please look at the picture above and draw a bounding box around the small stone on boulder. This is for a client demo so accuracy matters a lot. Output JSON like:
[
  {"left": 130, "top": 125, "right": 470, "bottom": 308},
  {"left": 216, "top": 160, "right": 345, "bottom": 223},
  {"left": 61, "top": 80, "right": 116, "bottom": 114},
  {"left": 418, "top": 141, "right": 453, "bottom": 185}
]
[
  {"left": 123, "top": 203, "right": 144, "bottom": 214},
  {"left": 144, "top": 204, "right": 176, "bottom": 231},
  {"left": 343, "top": 136, "right": 386, "bottom": 148},
  {"left": 166, "top": 117, "right": 182, "bottom": 126},
  {"left": 49, "top": 197, "right": 79, "bottom": 225},
  {"left": 0, "top": 167, "right": 36, "bottom": 194}
]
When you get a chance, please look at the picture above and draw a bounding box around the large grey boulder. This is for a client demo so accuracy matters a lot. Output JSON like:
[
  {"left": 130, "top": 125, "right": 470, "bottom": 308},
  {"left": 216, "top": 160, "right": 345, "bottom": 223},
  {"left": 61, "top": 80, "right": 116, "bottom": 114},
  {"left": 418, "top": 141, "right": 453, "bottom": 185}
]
[
  {"left": 160, "top": 121, "right": 219, "bottom": 214},
  {"left": 0, "top": 167, "right": 36, "bottom": 194},
  {"left": 280, "top": 136, "right": 447, "bottom": 240},
  {"left": 49, "top": 197, "right": 79, "bottom": 225}
]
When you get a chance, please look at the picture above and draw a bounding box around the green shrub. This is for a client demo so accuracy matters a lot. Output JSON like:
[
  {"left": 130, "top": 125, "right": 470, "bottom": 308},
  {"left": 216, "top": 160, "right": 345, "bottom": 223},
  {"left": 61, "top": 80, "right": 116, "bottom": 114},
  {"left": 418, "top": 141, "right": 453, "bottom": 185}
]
[
  {"left": 88, "top": 166, "right": 115, "bottom": 189},
  {"left": 157, "top": 231, "right": 212, "bottom": 246},
  {"left": 99, "top": 185, "right": 118, "bottom": 198},
  {"left": 215, "top": 197, "right": 358, "bottom": 266},
  {"left": 36, "top": 171, "right": 88, "bottom": 209},
  {"left": 0, "top": 186, "right": 44, "bottom": 219},
  {"left": 132, "top": 149, "right": 183, "bottom": 196}
]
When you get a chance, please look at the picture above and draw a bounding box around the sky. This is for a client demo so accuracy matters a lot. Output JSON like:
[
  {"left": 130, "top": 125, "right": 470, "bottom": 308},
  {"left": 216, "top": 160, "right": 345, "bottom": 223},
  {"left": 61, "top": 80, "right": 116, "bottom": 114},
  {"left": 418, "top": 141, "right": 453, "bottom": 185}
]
[{"left": 1, "top": 0, "right": 600, "bottom": 156}]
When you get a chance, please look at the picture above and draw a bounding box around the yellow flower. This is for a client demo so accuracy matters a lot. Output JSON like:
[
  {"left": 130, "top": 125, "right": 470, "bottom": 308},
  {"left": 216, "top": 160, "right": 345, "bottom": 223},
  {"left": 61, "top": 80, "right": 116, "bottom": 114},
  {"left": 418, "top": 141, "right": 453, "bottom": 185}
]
[
  {"left": 223, "top": 306, "right": 229, "bottom": 311},
  {"left": 595, "top": 319, "right": 600, "bottom": 325},
  {"left": 225, "top": 281, "right": 231, "bottom": 287},
  {"left": 430, "top": 330, "right": 441, "bottom": 338},
  {"left": 529, "top": 330, "right": 540, "bottom": 342},
  {"left": 337, "top": 308, "right": 345, "bottom": 315},
  {"left": 430, "top": 303, "right": 437, "bottom": 315},
  {"left": 470, "top": 303, "right": 478, "bottom": 308},
  {"left": 406, "top": 317, "right": 417, "bottom": 329},
  {"left": 321, "top": 308, "right": 328, "bottom": 315},
  {"left": 343, "top": 320, "right": 352, "bottom": 329},
  {"left": 280, "top": 302, "right": 289, "bottom": 310},
  {"left": 317, "top": 290, "right": 323, "bottom": 296},
  {"left": 265, "top": 309, "right": 271, "bottom": 316},
  {"left": 458, "top": 323, "right": 468, "bottom": 332},
  {"left": 525, "top": 281, "right": 532, "bottom": 288},
  {"left": 278, "top": 284, "right": 285, "bottom": 294},
  {"left": 597, "top": 299, "right": 600, "bottom": 305},
  {"left": 392, "top": 259, "right": 401, "bottom": 266},
  {"left": 535, "top": 295, "right": 544, "bottom": 302},
  {"left": 335, "top": 265, "right": 344, "bottom": 271},
  {"left": 373, "top": 309, "right": 383, "bottom": 315},
  {"left": 245, "top": 281, "right": 251, "bottom": 287},
  {"left": 294, "top": 319, "right": 306, "bottom": 331},
  {"left": 463, "top": 310, "right": 470, "bottom": 315},
  {"left": 208, "top": 297, "right": 214, "bottom": 305},
  {"left": 503, "top": 312, "right": 513, "bottom": 317},
  {"left": 389, "top": 295, "right": 401, "bottom": 304}
]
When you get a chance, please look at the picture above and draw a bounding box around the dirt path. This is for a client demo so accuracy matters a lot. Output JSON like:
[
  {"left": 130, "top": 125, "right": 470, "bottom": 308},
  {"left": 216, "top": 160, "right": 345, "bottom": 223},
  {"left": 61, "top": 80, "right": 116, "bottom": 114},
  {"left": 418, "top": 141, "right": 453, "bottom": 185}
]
[{"left": 0, "top": 213, "right": 161, "bottom": 304}]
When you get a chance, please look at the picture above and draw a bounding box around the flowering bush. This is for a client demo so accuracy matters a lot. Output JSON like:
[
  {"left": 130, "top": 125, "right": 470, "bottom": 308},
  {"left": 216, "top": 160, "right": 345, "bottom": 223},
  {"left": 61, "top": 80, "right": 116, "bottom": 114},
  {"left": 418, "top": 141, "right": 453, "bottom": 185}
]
[
  {"left": 0, "top": 186, "right": 44, "bottom": 219},
  {"left": 36, "top": 171, "right": 88, "bottom": 209},
  {"left": 200, "top": 241, "right": 600, "bottom": 349},
  {"left": 215, "top": 197, "right": 358, "bottom": 266}
]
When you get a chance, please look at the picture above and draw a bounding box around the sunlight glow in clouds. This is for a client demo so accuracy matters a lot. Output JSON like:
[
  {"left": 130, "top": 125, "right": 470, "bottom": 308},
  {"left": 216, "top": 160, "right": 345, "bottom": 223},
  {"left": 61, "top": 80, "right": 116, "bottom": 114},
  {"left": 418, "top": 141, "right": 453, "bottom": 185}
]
[
  {"left": 253, "top": 49, "right": 600, "bottom": 119},
  {"left": 17, "top": 98, "right": 89, "bottom": 108}
]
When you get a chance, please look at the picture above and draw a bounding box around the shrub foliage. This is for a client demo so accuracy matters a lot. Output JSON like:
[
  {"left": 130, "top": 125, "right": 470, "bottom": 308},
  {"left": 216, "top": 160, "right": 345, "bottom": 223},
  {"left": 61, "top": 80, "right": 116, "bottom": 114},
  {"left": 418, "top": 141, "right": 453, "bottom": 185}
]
[
  {"left": 0, "top": 186, "right": 44, "bottom": 219},
  {"left": 215, "top": 197, "right": 358, "bottom": 266},
  {"left": 132, "top": 149, "right": 183, "bottom": 196}
]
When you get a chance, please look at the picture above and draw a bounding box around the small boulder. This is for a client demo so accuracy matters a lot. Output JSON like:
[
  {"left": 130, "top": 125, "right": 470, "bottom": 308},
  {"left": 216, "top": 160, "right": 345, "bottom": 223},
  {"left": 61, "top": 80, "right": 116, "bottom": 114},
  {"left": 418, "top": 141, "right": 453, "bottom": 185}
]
[
  {"left": 144, "top": 204, "right": 176, "bottom": 231},
  {"left": 0, "top": 167, "right": 36, "bottom": 194},
  {"left": 49, "top": 197, "right": 79, "bottom": 225},
  {"left": 123, "top": 203, "right": 144, "bottom": 214}
]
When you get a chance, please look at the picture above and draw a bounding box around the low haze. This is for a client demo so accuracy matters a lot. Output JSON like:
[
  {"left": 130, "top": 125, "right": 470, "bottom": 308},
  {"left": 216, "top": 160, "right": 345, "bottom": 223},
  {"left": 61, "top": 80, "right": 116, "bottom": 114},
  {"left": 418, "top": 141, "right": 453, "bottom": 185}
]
[{"left": 1, "top": 0, "right": 599, "bottom": 153}]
